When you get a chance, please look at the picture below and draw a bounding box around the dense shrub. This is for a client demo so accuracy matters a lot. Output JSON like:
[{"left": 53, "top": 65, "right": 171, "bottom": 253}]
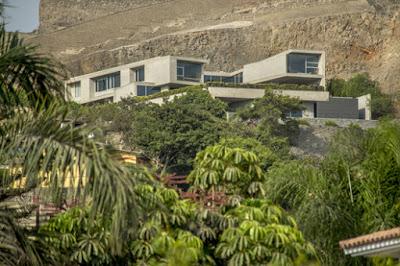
[{"left": 328, "top": 73, "right": 395, "bottom": 119}]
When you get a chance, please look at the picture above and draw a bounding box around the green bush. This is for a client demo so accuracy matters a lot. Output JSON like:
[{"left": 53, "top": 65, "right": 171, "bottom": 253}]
[
  {"left": 328, "top": 73, "right": 395, "bottom": 119},
  {"left": 324, "top": 120, "right": 339, "bottom": 127},
  {"left": 135, "top": 85, "right": 204, "bottom": 102}
]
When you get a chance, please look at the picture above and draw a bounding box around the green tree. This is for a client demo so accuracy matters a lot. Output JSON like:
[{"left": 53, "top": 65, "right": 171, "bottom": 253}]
[
  {"left": 266, "top": 121, "right": 400, "bottom": 265},
  {"left": 265, "top": 159, "right": 358, "bottom": 265},
  {"left": 126, "top": 90, "right": 228, "bottom": 173},
  {"left": 237, "top": 88, "right": 304, "bottom": 151},
  {"left": 188, "top": 143, "right": 266, "bottom": 200},
  {"left": 38, "top": 208, "right": 112, "bottom": 265},
  {"left": 218, "top": 137, "right": 279, "bottom": 171},
  {"left": 216, "top": 199, "right": 317, "bottom": 266},
  {"left": 328, "top": 73, "right": 395, "bottom": 119}
]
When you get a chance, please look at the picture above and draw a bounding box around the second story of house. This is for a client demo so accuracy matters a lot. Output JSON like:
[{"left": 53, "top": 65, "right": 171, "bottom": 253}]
[
  {"left": 242, "top": 49, "right": 325, "bottom": 87},
  {"left": 66, "top": 56, "right": 208, "bottom": 104},
  {"left": 65, "top": 49, "right": 326, "bottom": 104}
]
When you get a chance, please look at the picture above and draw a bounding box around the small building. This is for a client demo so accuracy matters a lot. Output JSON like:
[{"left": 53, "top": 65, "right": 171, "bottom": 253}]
[{"left": 340, "top": 228, "right": 400, "bottom": 259}]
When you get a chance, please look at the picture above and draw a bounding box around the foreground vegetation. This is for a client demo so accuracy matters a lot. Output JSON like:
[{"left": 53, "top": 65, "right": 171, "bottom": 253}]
[
  {"left": 1, "top": 2, "right": 400, "bottom": 264},
  {"left": 65, "top": 84, "right": 399, "bottom": 265}
]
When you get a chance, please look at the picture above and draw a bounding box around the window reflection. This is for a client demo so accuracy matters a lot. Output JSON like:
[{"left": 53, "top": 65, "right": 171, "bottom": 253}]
[
  {"left": 177, "top": 61, "right": 202, "bottom": 82},
  {"left": 287, "top": 54, "right": 320, "bottom": 74}
]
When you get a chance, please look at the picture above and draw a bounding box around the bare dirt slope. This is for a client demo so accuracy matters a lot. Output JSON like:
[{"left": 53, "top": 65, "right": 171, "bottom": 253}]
[{"left": 32, "top": 0, "right": 400, "bottom": 93}]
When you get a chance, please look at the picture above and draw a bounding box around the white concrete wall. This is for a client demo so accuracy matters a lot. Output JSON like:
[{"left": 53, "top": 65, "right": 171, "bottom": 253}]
[
  {"left": 243, "top": 50, "right": 326, "bottom": 87},
  {"left": 208, "top": 87, "right": 329, "bottom": 102},
  {"left": 79, "top": 79, "right": 91, "bottom": 104},
  {"left": 120, "top": 68, "right": 131, "bottom": 87},
  {"left": 243, "top": 52, "right": 287, "bottom": 83},
  {"left": 357, "top": 94, "right": 371, "bottom": 120},
  {"left": 303, "top": 102, "right": 315, "bottom": 118},
  {"left": 115, "top": 83, "right": 136, "bottom": 102},
  {"left": 208, "top": 87, "right": 265, "bottom": 99},
  {"left": 146, "top": 57, "right": 172, "bottom": 85}
]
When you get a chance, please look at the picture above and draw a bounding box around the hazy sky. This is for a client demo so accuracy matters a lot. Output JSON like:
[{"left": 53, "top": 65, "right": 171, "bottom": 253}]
[{"left": 4, "top": 0, "right": 40, "bottom": 32}]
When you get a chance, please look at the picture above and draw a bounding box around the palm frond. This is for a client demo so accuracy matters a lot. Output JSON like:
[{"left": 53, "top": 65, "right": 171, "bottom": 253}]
[
  {"left": 0, "top": 24, "right": 64, "bottom": 116},
  {"left": 0, "top": 104, "right": 145, "bottom": 254},
  {"left": 0, "top": 211, "right": 41, "bottom": 266}
]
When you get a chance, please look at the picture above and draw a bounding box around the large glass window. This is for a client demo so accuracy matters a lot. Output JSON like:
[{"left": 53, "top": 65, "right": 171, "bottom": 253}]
[
  {"left": 287, "top": 110, "right": 303, "bottom": 118},
  {"left": 132, "top": 66, "right": 145, "bottom": 82},
  {"left": 233, "top": 73, "right": 243, "bottom": 83},
  {"left": 68, "top": 82, "right": 81, "bottom": 98},
  {"left": 93, "top": 72, "right": 120, "bottom": 92},
  {"left": 177, "top": 61, "right": 202, "bottom": 82},
  {"left": 287, "top": 53, "right": 320, "bottom": 74},
  {"left": 204, "top": 73, "right": 243, "bottom": 84},
  {"left": 204, "top": 75, "right": 222, "bottom": 82},
  {"left": 222, "top": 76, "right": 234, "bottom": 83},
  {"left": 137, "top": 85, "right": 161, "bottom": 96}
]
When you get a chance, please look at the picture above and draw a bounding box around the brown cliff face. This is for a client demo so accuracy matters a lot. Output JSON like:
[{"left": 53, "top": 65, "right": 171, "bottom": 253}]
[{"left": 33, "top": 0, "right": 400, "bottom": 93}]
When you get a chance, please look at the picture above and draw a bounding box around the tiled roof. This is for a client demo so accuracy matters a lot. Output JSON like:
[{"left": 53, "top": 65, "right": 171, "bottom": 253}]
[{"left": 340, "top": 228, "right": 400, "bottom": 249}]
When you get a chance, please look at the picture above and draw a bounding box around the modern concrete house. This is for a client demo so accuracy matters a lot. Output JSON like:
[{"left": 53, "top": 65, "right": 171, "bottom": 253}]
[
  {"left": 66, "top": 56, "right": 208, "bottom": 104},
  {"left": 66, "top": 49, "right": 371, "bottom": 120}
]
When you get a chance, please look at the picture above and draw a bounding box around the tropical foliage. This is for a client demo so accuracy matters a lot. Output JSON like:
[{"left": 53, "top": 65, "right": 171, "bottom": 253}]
[
  {"left": 266, "top": 121, "right": 400, "bottom": 265},
  {"left": 237, "top": 89, "right": 304, "bottom": 149},
  {"left": 3, "top": 2, "right": 400, "bottom": 265},
  {"left": 0, "top": 8, "right": 145, "bottom": 265},
  {"left": 188, "top": 144, "right": 266, "bottom": 199},
  {"left": 40, "top": 183, "right": 317, "bottom": 265}
]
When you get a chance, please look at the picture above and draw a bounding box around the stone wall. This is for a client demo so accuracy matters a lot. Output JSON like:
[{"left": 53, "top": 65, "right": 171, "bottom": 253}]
[{"left": 291, "top": 118, "right": 378, "bottom": 157}]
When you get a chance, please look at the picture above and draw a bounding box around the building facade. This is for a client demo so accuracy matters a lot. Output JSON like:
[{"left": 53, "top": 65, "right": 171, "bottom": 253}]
[
  {"left": 66, "top": 50, "right": 371, "bottom": 120},
  {"left": 66, "top": 56, "right": 207, "bottom": 104}
]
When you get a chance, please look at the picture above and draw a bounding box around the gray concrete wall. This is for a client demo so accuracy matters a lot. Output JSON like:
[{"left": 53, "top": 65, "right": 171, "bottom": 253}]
[{"left": 317, "top": 97, "right": 359, "bottom": 119}]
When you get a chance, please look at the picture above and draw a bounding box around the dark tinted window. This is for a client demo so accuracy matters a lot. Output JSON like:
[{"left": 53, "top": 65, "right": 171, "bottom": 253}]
[
  {"left": 287, "top": 54, "right": 320, "bottom": 74},
  {"left": 137, "top": 86, "right": 161, "bottom": 96},
  {"left": 133, "top": 66, "right": 145, "bottom": 82},
  {"left": 94, "top": 72, "right": 120, "bottom": 92},
  {"left": 177, "top": 61, "right": 202, "bottom": 82}
]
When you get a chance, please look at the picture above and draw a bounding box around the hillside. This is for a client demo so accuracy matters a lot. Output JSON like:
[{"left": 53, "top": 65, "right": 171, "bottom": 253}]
[{"left": 31, "top": 0, "right": 400, "bottom": 93}]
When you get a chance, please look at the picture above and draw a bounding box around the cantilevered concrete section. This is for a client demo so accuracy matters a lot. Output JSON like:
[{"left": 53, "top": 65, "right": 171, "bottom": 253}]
[
  {"left": 243, "top": 49, "right": 326, "bottom": 87},
  {"left": 66, "top": 56, "right": 208, "bottom": 104}
]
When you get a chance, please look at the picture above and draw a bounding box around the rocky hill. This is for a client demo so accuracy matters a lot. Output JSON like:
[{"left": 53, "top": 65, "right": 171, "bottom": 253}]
[{"left": 30, "top": 0, "right": 400, "bottom": 93}]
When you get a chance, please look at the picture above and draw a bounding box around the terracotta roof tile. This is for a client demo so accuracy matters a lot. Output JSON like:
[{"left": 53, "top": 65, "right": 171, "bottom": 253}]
[{"left": 340, "top": 228, "right": 400, "bottom": 249}]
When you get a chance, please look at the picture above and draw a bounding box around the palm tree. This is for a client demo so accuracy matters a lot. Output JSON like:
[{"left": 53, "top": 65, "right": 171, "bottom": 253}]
[{"left": 0, "top": 7, "right": 144, "bottom": 265}]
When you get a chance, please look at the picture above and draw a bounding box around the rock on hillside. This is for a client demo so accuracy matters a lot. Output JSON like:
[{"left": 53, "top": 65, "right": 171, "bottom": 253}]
[{"left": 33, "top": 0, "right": 400, "bottom": 93}]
